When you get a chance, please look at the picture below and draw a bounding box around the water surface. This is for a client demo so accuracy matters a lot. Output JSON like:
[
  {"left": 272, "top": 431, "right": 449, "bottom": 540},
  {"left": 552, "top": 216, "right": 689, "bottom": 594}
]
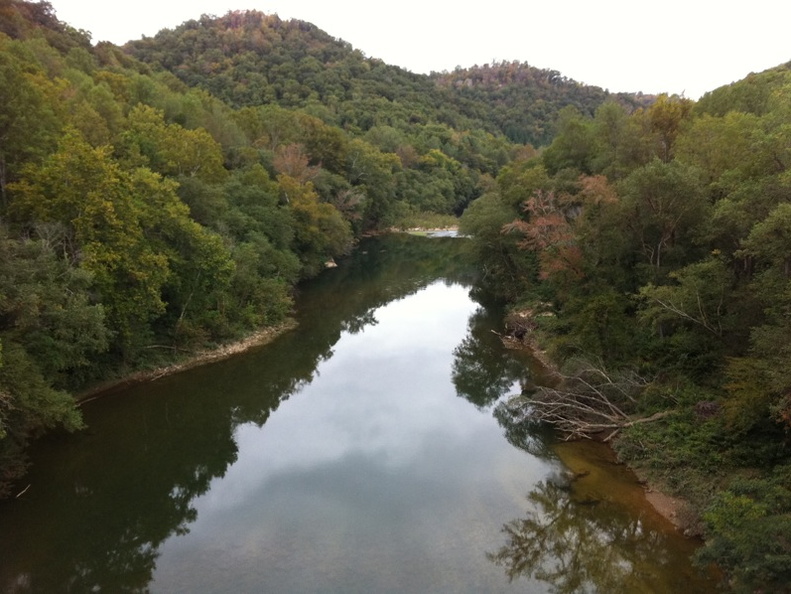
[{"left": 0, "top": 235, "right": 718, "bottom": 593}]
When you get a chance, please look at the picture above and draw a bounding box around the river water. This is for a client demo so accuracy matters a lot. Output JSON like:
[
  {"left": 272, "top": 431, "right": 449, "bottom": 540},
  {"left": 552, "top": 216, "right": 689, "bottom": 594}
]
[{"left": 0, "top": 235, "right": 718, "bottom": 593}]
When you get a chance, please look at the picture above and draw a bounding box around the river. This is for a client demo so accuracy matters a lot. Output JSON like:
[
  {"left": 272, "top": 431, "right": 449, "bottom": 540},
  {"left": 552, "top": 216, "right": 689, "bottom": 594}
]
[{"left": 0, "top": 234, "right": 718, "bottom": 593}]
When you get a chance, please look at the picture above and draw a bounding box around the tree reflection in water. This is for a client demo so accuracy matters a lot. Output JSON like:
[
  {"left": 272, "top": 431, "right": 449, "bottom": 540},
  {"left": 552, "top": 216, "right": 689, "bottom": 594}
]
[
  {"left": 451, "top": 302, "right": 532, "bottom": 410},
  {"left": 493, "top": 400, "right": 555, "bottom": 460},
  {"left": 487, "top": 477, "right": 716, "bottom": 594},
  {"left": 0, "top": 235, "right": 478, "bottom": 593}
]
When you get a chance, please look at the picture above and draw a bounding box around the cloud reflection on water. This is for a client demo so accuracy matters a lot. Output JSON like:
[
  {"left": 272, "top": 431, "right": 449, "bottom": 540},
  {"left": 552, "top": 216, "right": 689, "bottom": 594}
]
[{"left": 153, "top": 282, "right": 552, "bottom": 594}]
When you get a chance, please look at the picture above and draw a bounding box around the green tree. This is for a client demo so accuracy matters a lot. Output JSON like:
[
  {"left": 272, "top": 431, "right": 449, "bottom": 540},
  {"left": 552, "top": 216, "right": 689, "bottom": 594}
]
[
  {"left": 617, "top": 159, "right": 708, "bottom": 272},
  {"left": 0, "top": 230, "right": 109, "bottom": 497},
  {"left": 0, "top": 35, "right": 62, "bottom": 204},
  {"left": 0, "top": 233, "right": 109, "bottom": 382},
  {"left": 128, "top": 167, "right": 236, "bottom": 346},
  {"left": 590, "top": 101, "right": 652, "bottom": 179},
  {"left": 345, "top": 138, "right": 400, "bottom": 229},
  {"left": 698, "top": 468, "right": 791, "bottom": 594},
  {"left": 675, "top": 112, "right": 763, "bottom": 193},
  {"left": 723, "top": 202, "right": 791, "bottom": 430},
  {"left": 459, "top": 190, "right": 536, "bottom": 300},
  {"left": 10, "top": 129, "right": 171, "bottom": 357},
  {"left": 277, "top": 174, "right": 353, "bottom": 276},
  {"left": 121, "top": 104, "right": 228, "bottom": 183},
  {"left": 638, "top": 257, "right": 737, "bottom": 379},
  {"left": 638, "top": 257, "right": 734, "bottom": 340},
  {"left": 542, "top": 106, "right": 596, "bottom": 175},
  {"left": 646, "top": 94, "right": 694, "bottom": 162}
]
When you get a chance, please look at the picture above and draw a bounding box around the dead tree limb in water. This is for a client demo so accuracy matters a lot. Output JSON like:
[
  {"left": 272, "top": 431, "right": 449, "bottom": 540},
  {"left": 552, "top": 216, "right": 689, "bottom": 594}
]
[{"left": 508, "top": 359, "right": 670, "bottom": 441}]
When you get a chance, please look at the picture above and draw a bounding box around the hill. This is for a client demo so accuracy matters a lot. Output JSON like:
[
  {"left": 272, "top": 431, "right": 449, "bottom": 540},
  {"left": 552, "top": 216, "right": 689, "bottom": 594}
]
[
  {"left": 432, "top": 61, "right": 654, "bottom": 146},
  {"left": 123, "top": 10, "right": 649, "bottom": 148}
]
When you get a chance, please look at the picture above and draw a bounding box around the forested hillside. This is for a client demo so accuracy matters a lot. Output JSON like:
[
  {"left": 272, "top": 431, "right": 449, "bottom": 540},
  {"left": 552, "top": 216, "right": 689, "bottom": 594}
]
[
  {"left": 460, "top": 66, "right": 791, "bottom": 593},
  {"left": 122, "top": 11, "right": 652, "bottom": 149},
  {"left": 432, "top": 62, "right": 654, "bottom": 146}
]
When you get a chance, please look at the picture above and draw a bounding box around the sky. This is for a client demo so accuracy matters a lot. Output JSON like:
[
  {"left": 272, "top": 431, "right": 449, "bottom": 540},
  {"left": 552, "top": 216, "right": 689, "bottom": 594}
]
[{"left": 50, "top": 0, "right": 791, "bottom": 100}]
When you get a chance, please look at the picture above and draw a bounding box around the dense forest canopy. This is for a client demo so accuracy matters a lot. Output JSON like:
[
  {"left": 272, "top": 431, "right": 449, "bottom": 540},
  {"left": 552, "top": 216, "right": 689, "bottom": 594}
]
[
  {"left": 431, "top": 62, "right": 654, "bottom": 146},
  {"left": 2, "top": 1, "right": 790, "bottom": 591}
]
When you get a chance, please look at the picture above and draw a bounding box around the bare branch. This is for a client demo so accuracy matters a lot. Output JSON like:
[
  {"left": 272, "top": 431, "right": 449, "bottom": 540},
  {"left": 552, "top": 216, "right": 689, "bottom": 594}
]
[{"left": 507, "top": 360, "right": 665, "bottom": 440}]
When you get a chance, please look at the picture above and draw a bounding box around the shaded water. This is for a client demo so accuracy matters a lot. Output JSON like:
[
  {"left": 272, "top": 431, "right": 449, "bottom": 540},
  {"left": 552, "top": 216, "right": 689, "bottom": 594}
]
[{"left": 0, "top": 235, "right": 718, "bottom": 593}]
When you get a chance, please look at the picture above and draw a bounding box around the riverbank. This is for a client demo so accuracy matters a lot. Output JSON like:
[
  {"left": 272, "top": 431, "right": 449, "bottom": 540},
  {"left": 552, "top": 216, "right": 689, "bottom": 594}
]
[
  {"left": 77, "top": 320, "right": 298, "bottom": 404},
  {"left": 499, "top": 311, "right": 702, "bottom": 536}
]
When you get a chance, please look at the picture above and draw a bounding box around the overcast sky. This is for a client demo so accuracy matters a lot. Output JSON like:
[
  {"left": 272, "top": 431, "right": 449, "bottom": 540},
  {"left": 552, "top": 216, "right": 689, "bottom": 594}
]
[{"left": 50, "top": 0, "right": 790, "bottom": 100}]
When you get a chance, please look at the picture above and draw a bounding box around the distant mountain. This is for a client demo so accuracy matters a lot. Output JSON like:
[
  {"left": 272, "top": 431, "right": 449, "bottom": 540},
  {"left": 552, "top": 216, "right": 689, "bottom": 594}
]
[
  {"left": 124, "top": 10, "right": 649, "bottom": 147},
  {"left": 124, "top": 12, "right": 481, "bottom": 130}
]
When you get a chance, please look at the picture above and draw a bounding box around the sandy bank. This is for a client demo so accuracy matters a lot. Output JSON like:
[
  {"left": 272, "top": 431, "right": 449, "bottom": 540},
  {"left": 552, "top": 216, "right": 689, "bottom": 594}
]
[{"left": 77, "top": 320, "right": 297, "bottom": 405}]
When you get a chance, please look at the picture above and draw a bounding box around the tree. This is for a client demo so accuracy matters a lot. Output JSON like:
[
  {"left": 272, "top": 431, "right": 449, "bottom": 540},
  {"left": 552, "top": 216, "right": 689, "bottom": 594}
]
[
  {"left": 0, "top": 35, "right": 62, "bottom": 204},
  {"left": 507, "top": 359, "right": 658, "bottom": 441},
  {"left": 345, "top": 138, "right": 400, "bottom": 229},
  {"left": 0, "top": 229, "right": 109, "bottom": 497},
  {"left": 272, "top": 142, "right": 319, "bottom": 182},
  {"left": 638, "top": 257, "right": 733, "bottom": 339},
  {"left": 722, "top": 205, "right": 791, "bottom": 430},
  {"left": 505, "top": 189, "right": 583, "bottom": 283},
  {"left": 121, "top": 104, "right": 228, "bottom": 183},
  {"left": 487, "top": 475, "right": 712, "bottom": 593},
  {"left": 675, "top": 112, "right": 763, "bottom": 192},
  {"left": 128, "top": 167, "right": 236, "bottom": 346},
  {"left": 645, "top": 94, "right": 693, "bottom": 162},
  {"left": 0, "top": 232, "right": 109, "bottom": 381},
  {"left": 740, "top": 202, "right": 791, "bottom": 278},
  {"left": 618, "top": 159, "right": 708, "bottom": 272},
  {"left": 590, "top": 100, "right": 652, "bottom": 179},
  {"left": 459, "top": 191, "right": 536, "bottom": 300},
  {"left": 277, "top": 174, "right": 353, "bottom": 276},
  {"left": 541, "top": 106, "right": 596, "bottom": 175},
  {"left": 698, "top": 469, "right": 791, "bottom": 594},
  {"left": 638, "top": 257, "right": 738, "bottom": 379}
]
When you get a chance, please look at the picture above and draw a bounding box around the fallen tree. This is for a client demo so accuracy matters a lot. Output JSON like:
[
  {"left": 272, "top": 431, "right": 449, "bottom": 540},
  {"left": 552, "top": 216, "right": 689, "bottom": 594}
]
[{"left": 505, "top": 359, "right": 671, "bottom": 441}]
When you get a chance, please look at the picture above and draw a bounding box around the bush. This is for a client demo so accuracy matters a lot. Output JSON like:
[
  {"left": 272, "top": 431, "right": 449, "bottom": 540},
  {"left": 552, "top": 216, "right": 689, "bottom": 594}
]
[
  {"left": 614, "top": 407, "right": 730, "bottom": 504},
  {"left": 696, "top": 466, "right": 791, "bottom": 593}
]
